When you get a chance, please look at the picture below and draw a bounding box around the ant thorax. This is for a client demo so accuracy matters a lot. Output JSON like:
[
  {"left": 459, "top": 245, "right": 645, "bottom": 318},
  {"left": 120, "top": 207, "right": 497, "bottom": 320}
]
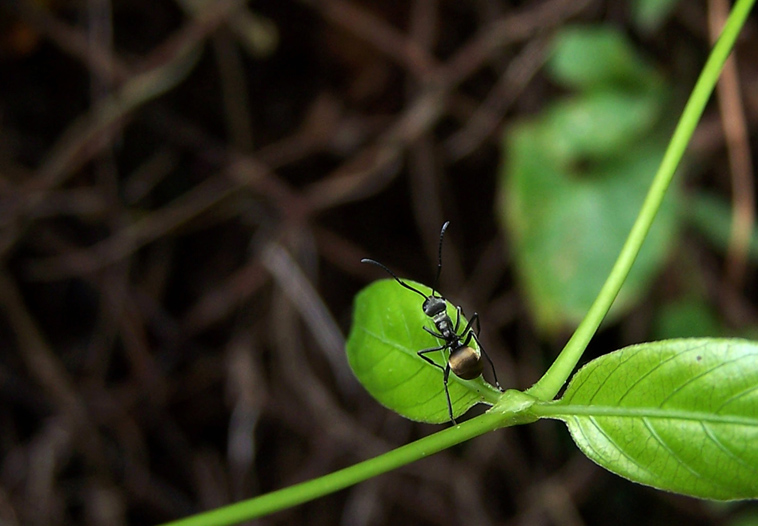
[{"left": 432, "top": 311, "right": 455, "bottom": 339}]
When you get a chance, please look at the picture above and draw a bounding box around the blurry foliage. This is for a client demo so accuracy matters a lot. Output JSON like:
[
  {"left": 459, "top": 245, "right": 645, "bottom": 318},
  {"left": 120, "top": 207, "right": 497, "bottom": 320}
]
[
  {"left": 687, "top": 191, "right": 758, "bottom": 262},
  {"left": 631, "top": 0, "right": 682, "bottom": 34},
  {"left": 499, "top": 26, "right": 681, "bottom": 335},
  {"left": 730, "top": 511, "right": 758, "bottom": 526},
  {"left": 652, "top": 298, "right": 725, "bottom": 339}
]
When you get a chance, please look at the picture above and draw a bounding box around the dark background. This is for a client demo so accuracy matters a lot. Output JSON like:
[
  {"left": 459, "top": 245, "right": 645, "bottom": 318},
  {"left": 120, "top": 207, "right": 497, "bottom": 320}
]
[{"left": 1, "top": 0, "right": 757, "bottom": 525}]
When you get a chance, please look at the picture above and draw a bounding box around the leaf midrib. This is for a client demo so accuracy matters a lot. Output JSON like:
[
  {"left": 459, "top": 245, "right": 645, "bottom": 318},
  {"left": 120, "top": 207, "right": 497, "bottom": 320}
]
[{"left": 535, "top": 403, "right": 758, "bottom": 427}]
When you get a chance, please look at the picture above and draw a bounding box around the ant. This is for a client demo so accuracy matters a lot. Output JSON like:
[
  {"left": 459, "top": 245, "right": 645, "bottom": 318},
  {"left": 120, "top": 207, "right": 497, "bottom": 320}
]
[{"left": 362, "top": 221, "right": 502, "bottom": 424}]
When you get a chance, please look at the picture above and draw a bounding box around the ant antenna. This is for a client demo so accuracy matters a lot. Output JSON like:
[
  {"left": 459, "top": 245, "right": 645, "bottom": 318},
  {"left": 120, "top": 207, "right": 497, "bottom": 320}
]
[
  {"left": 432, "top": 221, "right": 450, "bottom": 299},
  {"left": 361, "top": 258, "right": 429, "bottom": 300}
]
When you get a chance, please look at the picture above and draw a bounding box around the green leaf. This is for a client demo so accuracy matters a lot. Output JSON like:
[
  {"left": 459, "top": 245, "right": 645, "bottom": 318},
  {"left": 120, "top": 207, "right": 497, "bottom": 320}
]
[
  {"left": 686, "top": 191, "right": 758, "bottom": 261},
  {"left": 500, "top": 120, "right": 679, "bottom": 334},
  {"left": 652, "top": 299, "right": 725, "bottom": 340},
  {"left": 499, "top": 24, "right": 680, "bottom": 336},
  {"left": 631, "top": 0, "right": 681, "bottom": 34},
  {"left": 346, "top": 279, "right": 500, "bottom": 423},
  {"left": 730, "top": 511, "right": 758, "bottom": 526},
  {"left": 542, "top": 339, "right": 758, "bottom": 500},
  {"left": 547, "top": 26, "right": 661, "bottom": 91},
  {"left": 543, "top": 92, "right": 663, "bottom": 160}
]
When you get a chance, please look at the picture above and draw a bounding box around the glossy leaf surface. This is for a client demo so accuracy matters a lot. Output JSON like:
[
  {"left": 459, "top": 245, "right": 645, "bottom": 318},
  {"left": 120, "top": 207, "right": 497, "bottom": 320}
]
[
  {"left": 548, "top": 339, "right": 758, "bottom": 500},
  {"left": 346, "top": 279, "right": 500, "bottom": 423}
]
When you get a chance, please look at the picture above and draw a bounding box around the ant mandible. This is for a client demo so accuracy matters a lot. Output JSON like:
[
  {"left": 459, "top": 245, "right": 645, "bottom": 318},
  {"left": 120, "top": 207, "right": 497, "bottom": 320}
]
[{"left": 362, "top": 221, "right": 502, "bottom": 424}]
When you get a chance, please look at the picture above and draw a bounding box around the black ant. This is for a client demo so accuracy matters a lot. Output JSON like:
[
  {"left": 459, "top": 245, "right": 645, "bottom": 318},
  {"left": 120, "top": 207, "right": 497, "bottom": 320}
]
[{"left": 362, "top": 221, "right": 502, "bottom": 424}]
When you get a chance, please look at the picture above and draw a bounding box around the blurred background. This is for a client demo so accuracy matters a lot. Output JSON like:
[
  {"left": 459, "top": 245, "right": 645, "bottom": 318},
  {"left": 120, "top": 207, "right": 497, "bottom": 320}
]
[{"left": 1, "top": 0, "right": 758, "bottom": 524}]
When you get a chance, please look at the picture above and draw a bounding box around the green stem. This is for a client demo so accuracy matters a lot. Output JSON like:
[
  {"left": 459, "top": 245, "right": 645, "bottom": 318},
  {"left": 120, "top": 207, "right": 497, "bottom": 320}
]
[
  {"left": 525, "top": 0, "right": 756, "bottom": 402},
  {"left": 159, "top": 395, "right": 534, "bottom": 526}
]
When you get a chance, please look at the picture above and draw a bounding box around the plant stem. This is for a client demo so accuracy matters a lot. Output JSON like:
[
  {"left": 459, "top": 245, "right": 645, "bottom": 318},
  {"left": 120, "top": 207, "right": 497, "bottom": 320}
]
[
  {"left": 159, "top": 410, "right": 510, "bottom": 526},
  {"left": 525, "top": 0, "right": 756, "bottom": 402}
]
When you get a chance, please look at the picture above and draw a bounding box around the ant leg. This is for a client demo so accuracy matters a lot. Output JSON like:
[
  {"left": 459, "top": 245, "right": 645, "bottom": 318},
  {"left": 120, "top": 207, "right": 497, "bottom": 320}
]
[
  {"left": 471, "top": 312, "right": 481, "bottom": 336},
  {"left": 443, "top": 363, "right": 456, "bottom": 424},
  {"left": 453, "top": 306, "right": 462, "bottom": 333},
  {"left": 418, "top": 345, "right": 447, "bottom": 371},
  {"left": 423, "top": 326, "right": 445, "bottom": 339},
  {"left": 465, "top": 330, "right": 502, "bottom": 391},
  {"left": 458, "top": 318, "right": 502, "bottom": 391},
  {"left": 456, "top": 307, "right": 481, "bottom": 336},
  {"left": 458, "top": 313, "right": 477, "bottom": 340},
  {"left": 420, "top": 345, "right": 456, "bottom": 423}
]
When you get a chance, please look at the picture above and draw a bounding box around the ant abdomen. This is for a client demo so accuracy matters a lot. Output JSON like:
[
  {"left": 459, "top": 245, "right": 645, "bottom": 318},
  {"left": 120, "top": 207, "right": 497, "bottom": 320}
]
[{"left": 449, "top": 347, "right": 484, "bottom": 380}]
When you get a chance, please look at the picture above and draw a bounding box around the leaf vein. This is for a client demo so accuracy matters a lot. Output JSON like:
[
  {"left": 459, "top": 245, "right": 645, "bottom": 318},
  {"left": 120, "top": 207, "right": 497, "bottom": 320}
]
[
  {"left": 701, "top": 421, "right": 758, "bottom": 478},
  {"left": 588, "top": 347, "right": 644, "bottom": 404},
  {"left": 659, "top": 354, "right": 753, "bottom": 408},
  {"left": 641, "top": 417, "right": 718, "bottom": 489},
  {"left": 586, "top": 416, "right": 659, "bottom": 479},
  {"left": 615, "top": 350, "right": 685, "bottom": 405},
  {"left": 544, "top": 404, "right": 758, "bottom": 427},
  {"left": 715, "top": 371, "right": 758, "bottom": 413}
]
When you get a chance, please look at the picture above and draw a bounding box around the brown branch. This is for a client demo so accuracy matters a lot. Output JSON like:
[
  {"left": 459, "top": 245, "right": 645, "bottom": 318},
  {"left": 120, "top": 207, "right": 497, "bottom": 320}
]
[
  {"left": 708, "top": 0, "right": 755, "bottom": 287},
  {"left": 0, "top": 266, "right": 108, "bottom": 471}
]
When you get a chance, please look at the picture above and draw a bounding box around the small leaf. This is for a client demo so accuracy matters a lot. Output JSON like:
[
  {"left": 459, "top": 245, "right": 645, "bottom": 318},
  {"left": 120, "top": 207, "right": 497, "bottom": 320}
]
[
  {"left": 631, "top": 0, "right": 681, "bottom": 34},
  {"left": 500, "top": 120, "right": 679, "bottom": 334},
  {"left": 652, "top": 299, "right": 724, "bottom": 340},
  {"left": 544, "top": 91, "right": 663, "bottom": 160},
  {"left": 346, "top": 279, "right": 500, "bottom": 423},
  {"left": 498, "top": 25, "right": 679, "bottom": 335},
  {"left": 547, "top": 26, "right": 660, "bottom": 91},
  {"left": 545, "top": 339, "right": 758, "bottom": 500}
]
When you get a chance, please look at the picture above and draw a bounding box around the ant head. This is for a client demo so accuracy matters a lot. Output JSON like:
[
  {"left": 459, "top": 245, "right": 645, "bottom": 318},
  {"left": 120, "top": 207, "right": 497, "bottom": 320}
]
[{"left": 422, "top": 296, "right": 447, "bottom": 317}]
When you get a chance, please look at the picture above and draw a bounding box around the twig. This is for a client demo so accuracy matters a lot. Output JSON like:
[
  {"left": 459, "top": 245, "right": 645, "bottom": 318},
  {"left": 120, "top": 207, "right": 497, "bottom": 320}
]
[
  {"left": 708, "top": 0, "right": 755, "bottom": 287},
  {"left": 0, "top": 266, "right": 107, "bottom": 471},
  {"left": 26, "top": 174, "right": 246, "bottom": 279}
]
